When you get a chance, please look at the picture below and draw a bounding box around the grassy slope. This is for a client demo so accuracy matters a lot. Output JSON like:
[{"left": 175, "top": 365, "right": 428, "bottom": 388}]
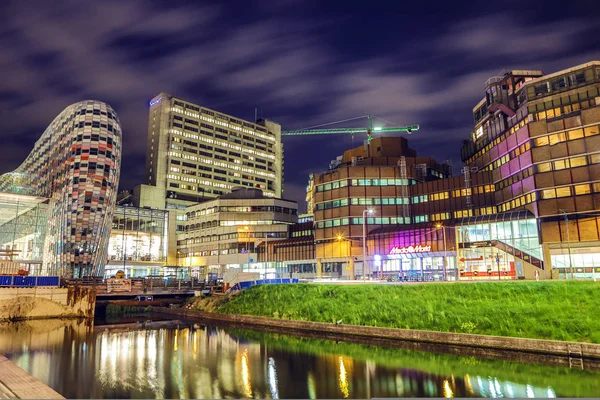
[{"left": 217, "top": 281, "right": 600, "bottom": 343}]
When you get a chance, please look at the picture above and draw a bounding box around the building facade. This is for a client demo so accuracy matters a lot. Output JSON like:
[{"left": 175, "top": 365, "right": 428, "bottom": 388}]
[
  {"left": 0, "top": 100, "right": 122, "bottom": 277},
  {"left": 106, "top": 205, "right": 169, "bottom": 278},
  {"left": 0, "top": 192, "right": 49, "bottom": 275},
  {"left": 311, "top": 61, "right": 600, "bottom": 280},
  {"left": 177, "top": 187, "right": 297, "bottom": 279},
  {"left": 145, "top": 93, "right": 283, "bottom": 213}
]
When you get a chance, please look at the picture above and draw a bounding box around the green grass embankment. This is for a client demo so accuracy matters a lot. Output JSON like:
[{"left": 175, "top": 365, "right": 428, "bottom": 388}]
[{"left": 209, "top": 281, "right": 600, "bottom": 343}]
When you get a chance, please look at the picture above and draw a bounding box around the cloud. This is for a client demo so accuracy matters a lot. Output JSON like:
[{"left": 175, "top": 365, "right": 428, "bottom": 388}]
[{"left": 0, "top": 2, "right": 598, "bottom": 209}]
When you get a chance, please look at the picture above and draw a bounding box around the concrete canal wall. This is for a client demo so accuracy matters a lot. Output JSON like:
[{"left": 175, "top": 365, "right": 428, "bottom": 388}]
[
  {"left": 0, "top": 287, "right": 96, "bottom": 322},
  {"left": 155, "top": 307, "right": 600, "bottom": 367}
]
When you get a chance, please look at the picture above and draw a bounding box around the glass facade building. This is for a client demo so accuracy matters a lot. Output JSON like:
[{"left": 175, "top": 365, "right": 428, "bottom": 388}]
[
  {"left": 0, "top": 100, "right": 122, "bottom": 277},
  {"left": 106, "top": 206, "right": 168, "bottom": 278}
]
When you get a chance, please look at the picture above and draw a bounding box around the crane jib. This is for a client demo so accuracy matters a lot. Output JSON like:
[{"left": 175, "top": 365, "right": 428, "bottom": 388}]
[{"left": 281, "top": 125, "right": 419, "bottom": 136}]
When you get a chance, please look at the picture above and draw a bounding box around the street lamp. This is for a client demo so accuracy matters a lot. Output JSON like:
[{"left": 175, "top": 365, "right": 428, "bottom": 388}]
[
  {"left": 436, "top": 223, "right": 447, "bottom": 281},
  {"left": 559, "top": 209, "right": 574, "bottom": 280},
  {"left": 362, "top": 209, "right": 375, "bottom": 282}
]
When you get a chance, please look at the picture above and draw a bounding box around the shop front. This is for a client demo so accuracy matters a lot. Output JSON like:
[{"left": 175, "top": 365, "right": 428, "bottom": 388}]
[
  {"left": 455, "top": 212, "right": 543, "bottom": 280},
  {"left": 547, "top": 242, "right": 600, "bottom": 280}
]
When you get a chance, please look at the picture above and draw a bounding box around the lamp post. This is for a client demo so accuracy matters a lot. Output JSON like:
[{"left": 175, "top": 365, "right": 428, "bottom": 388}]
[
  {"left": 559, "top": 209, "right": 574, "bottom": 280},
  {"left": 362, "top": 209, "right": 374, "bottom": 282},
  {"left": 436, "top": 224, "right": 447, "bottom": 281}
]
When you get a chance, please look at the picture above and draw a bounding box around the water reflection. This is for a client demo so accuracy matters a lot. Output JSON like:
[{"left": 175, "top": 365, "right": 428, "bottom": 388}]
[{"left": 0, "top": 319, "right": 597, "bottom": 398}]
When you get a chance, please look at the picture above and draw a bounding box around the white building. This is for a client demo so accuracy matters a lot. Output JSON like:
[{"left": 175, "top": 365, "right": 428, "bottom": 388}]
[{"left": 177, "top": 187, "right": 297, "bottom": 279}]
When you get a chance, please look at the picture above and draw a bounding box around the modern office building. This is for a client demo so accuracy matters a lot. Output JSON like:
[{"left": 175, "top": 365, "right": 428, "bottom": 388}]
[
  {"left": 0, "top": 100, "right": 122, "bottom": 277},
  {"left": 311, "top": 61, "right": 600, "bottom": 280},
  {"left": 258, "top": 213, "right": 317, "bottom": 278},
  {"left": 106, "top": 205, "right": 169, "bottom": 278},
  {"left": 145, "top": 93, "right": 283, "bottom": 213},
  {"left": 177, "top": 187, "right": 297, "bottom": 279}
]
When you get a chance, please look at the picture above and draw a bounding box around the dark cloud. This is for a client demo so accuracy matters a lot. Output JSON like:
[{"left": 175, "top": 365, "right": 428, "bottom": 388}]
[{"left": 0, "top": 0, "right": 599, "bottom": 211}]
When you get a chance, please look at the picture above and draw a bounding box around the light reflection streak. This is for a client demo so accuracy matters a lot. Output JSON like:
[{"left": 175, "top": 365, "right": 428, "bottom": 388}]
[
  {"left": 241, "top": 349, "right": 252, "bottom": 398},
  {"left": 547, "top": 387, "right": 556, "bottom": 398},
  {"left": 307, "top": 371, "right": 316, "bottom": 399},
  {"left": 268, "top": 357, "right": 279, "bottom": 399},
  {"left": 443, "top": 379, "right": 454, "bottom": 398},
  {"left": 338, "top": 356, "right": 349, "bottom": 398},
  {"left": 526, "top": 384, "right": 534, "bottom": 398}
]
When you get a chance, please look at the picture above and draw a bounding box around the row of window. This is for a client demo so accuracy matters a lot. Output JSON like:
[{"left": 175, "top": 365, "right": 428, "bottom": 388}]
[
  {"left": 291, "top": 230, "right": 313, "bottom": 237},
  {"left": 533, "top": 125, "right": 600, "bottom": 147},
  {"left": 498, "top": 192, "right": 536, "bottom": 213},
  {"left": 315, "top": 216, "right": 412, "bottom": 228},
  {"left": 536, "top": 153, "right": 600, "bottom": 173},
  {"left": 530, "top": 98, "right": 597, "bottom": 122},
  {"left": 496, "top": 167, "right": 534, "bottom": 190},
  {"left": 466, "top": 118, "right": 529, "bottom": 166},
  {"left": 186, "top": 205, "right": 296, "bottom": 220},
  {"left": 316, "top": 178, "right": 414, "bottom": 192},
  {"left": 540, "top": 182, "right": 600, "bottom": 199},
  {"left": 170, "top": 104, "right": 274, "bottom": 142},
  {"left": 315, "top": 197, "right": 410, "bottom": 210}
]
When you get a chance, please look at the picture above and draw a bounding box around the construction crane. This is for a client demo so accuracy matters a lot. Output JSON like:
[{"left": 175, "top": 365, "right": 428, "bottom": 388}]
[{"left": 281, "top": 115, "right": 419, "bottom": 143}]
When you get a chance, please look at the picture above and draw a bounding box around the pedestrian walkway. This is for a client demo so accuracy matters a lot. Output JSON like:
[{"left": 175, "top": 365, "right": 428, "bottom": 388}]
[{"left": 0, "top": 355, "right": 64, "bottom": 399}]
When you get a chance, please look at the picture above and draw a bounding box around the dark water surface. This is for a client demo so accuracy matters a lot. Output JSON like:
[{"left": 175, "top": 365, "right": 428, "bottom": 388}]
[{"left": 0, "top": 318, "right": 598, "bottom": 398}]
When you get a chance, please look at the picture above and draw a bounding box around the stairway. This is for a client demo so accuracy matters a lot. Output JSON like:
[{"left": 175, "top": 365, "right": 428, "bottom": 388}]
[{"left": 492, "top": 240, "right": 544, "bottom": 270}]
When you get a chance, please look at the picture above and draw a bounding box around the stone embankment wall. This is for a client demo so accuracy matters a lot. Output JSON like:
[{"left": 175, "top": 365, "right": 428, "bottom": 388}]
[
  {"left": 155, "top": 307, "right": 600, "bottom": 368},
  {"left": 0, "top": 287, "right": 96, "bottom": 322}
]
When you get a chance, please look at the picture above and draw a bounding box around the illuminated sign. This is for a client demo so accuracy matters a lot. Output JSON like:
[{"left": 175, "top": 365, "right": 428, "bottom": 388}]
[
  {"left": 149, "top": 97, "right": 162, "bottom": 107},
  {"left": 389, "top": 245, "right": 431, "bottom": 255}
]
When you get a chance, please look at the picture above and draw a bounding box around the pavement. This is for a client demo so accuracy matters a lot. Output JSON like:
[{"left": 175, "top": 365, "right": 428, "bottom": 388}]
[{"left": 0, "top": 355, "right": 64, "bottom": 399}]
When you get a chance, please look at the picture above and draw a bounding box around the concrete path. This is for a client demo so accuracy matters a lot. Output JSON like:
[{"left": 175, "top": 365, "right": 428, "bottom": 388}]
[{"left": 0, "top": 355, "right": 64, "bottom": 399}]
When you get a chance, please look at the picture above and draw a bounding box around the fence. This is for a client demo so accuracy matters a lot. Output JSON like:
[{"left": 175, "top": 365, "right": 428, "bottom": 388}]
[
  {"left": 228, "top": 278, "right": 299, "bottom": 292},
  {"left": 0, "top": 275, "right": 60, "bottom": 287}
]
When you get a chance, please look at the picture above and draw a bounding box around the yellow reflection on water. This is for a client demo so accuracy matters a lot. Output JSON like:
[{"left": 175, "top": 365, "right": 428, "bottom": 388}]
[
  {"left": 241, "top": 349, "right": 252, "bottom": 398},
  {"left": 443, "top": 379, "right": 454, "bottom": 398},
  {"left": 338, "top": 356, "right": 349, "bottom": 398},
  {"left": 307, "top": 371, "right": 316, "bottom": 399},
  {"left": 174, "top": 329, "right": 178, "bottom": 352}
]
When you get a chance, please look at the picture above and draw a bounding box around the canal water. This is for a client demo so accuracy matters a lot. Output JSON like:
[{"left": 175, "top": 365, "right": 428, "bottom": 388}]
[{"left": 0, "top": 318, "right": 599, "bottom": 399}]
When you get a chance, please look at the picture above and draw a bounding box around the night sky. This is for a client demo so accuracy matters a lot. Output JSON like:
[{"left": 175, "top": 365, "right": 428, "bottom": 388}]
[{"left": 1, "top": 0, "right": 599, "bottom": 212}]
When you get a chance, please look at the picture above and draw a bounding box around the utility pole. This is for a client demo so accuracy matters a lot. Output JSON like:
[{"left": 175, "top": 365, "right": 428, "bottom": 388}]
[
  {"left": 362, "top": 209, "right": 374, "bottom": 282},
  {"left": 559, "top": 210, "right": 574, "bottom": 280}
]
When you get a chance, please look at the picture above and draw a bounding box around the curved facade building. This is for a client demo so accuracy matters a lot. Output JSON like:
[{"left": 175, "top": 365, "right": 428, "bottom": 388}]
[{"left": 0, "top": 100, "right": 122, "bottom": 277}]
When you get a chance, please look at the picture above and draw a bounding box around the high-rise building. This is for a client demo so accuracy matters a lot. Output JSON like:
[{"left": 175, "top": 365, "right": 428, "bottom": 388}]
[
  {"left": 0, "top": 100, "right": 122, "bottom": 277},
  {"left": 144, "top": 93, "right": 283, "bottom": 213},
  {"left": 310, "top": 61, "right": 600, "bottom": 281}
]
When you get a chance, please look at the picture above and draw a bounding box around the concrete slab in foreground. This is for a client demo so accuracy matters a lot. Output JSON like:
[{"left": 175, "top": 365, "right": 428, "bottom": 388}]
[{"left": 0, "top": 355, "right": 64, "bottom": 399}]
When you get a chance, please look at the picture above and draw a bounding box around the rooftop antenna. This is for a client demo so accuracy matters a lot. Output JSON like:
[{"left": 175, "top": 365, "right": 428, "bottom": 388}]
[{"left": 255, "top": 108, "right": 257, "bottom": 122}]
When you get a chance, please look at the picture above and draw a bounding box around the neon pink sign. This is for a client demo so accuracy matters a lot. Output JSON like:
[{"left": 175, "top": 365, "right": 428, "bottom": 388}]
[{"left": 389, "top": 245, "right": 431, "bottom": 255}]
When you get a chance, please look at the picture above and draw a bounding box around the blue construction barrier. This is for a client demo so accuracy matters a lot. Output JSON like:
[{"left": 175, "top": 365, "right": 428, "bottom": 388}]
[
  {"left": 228, "top": 278, "right": 299, "bottom": 292},
  {"left": 0, "top": 275, "right": 60, "bottom": 287}
]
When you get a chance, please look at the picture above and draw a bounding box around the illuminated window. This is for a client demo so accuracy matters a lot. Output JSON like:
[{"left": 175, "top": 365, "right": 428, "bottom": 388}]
[
  {"left": 541, "top": 189, "right": 556, "bottom": 199},
  {"left": 584, "top": 125, "right": 600, "bottom": 137},
  {"left": 593, "top": 183, "right": 600, "bottom": 193},
  {"left": 534, "top": 136, "right": 549, "bottom": 147},
  {"left": 549, "top": 133, "right": 566, "bottom": 145},
  {"left": 537, "top": 162, "right": 552, "bottom": 173},
  {"left": 568, "top": 129, "right": 584, "bottom": 140},
  {"left": 590, "top": 154, "right": 600, "bottom": 164},
  {"left": 556, "top": 187, "right": 571, "bottom": 197},
  {"left": 553, "top": 159, "right": 568, "bottom": 170},
  {"left": 570, "top": 156, "right": 587, "bottom": 167},
  {"left": 574, "top": 184, "right": 591, "bottom": 195}
]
